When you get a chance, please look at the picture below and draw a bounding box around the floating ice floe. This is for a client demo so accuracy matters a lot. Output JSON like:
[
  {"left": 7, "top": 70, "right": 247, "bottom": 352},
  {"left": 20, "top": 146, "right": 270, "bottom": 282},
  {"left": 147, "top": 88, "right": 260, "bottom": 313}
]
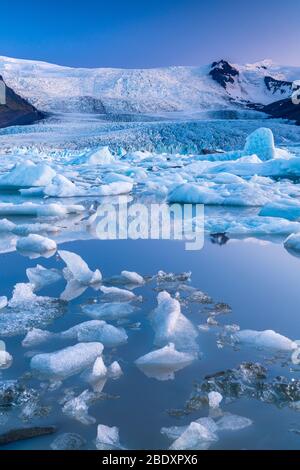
[
  {"left": 96, "top": 425, "right": 124, "bottom": 450},
  {"left": 234, "top": 329, "right": 297, "bottom": 351},
  {"left": 107, "top": 361, "right": 123, "bottom": 379},
  {"left": 26, "top": 265, "right": 62, "bottom": 292},
  {"left": 120, "top": 271, "right": 144, "bottom": 285},
  {"left": 0, "top": 283, "right": 63, "bottom": 337},
  {"left": 100, "top": 286, "right": 141, "bottom": 302},
  {"left": 23, "top": 320, "right": 127, "bottom": 348},
  {"left": 30, "top": 342, "right": 103, "bottom": 379},
  {"left": 81, "top": 358, "right": 123, "bottom": 390},
  {"left": 0, "top": 346, "right": 13, "bottom": 370},
  {"left": 169, "top": 422, "right": 218, "bottom": 451},
  {"left": 0, "top": 160, "right": 56, "bottom": 189},
  {"left": 104, "top": 172, "right": 134, "bottom": 184},
  {"left": 0, "top": 202, "right": 84, "bottom": 218},
  {"left": 259, "top": 199, "right": 300, "bottom": 221},
  {"left": 82, "top": 302, "right": 138, "bottom": 321},
  {"left": 59, "top": 250, "right": 102, "bottom": 301},
  {"left": 216, "top": 414, "right": 253, "bottom": 431},
  {"left": 43, "top": 174, "right": 133, "bottom": 197},
  {"left": 135, "top": 343, "right": 195, "bottom": 381},
  {"left": 16, "top": 234, "right": 57, "bottom": 257},
  {"left": 150, "top": 291, "right": 198, "bottom": 353}
]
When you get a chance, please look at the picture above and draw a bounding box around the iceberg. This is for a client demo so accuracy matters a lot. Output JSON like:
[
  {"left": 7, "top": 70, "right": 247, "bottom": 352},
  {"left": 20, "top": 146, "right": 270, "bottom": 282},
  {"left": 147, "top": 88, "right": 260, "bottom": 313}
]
[
  {"left": 243, "top": 128, "right": 276, "bottom": 161},
  {"left": 30, "top": 342, "right": 103, "bottom": 379},
  {"left": 135, "top": 343, "right": 194, "bottom": 381},
  {"left": 82, "top": 302, "right": 137, "bottom": 321},
  {"left": 150, "top": 291, "right": 198, "bottom": 353},
  {"left": 284, "top": 232, "right": 300, "bottom": 255},
  {"left": 259, "top": 199, "right": 300, "bottom": 221},
  {"left": 22, "top": 328, "right": 53, "bottom": 348},
  {"left": 96, "top": 424, "right": 124, "bottom": 450},
  {"left": 107, "top": 361, "right": 123, "bottom": 379},
  {"left": 0, "top": 160, "right": 56, "bottom": 189},
  {"left": 43, "top": 175, "right": 133, "bottom": 197},
  {"left": 0, "top": 297, "right": 8, "bottom": 310},
  {"left": 16, "top": 234, "right": 57, "bottom": 257},
  {"left": 76, "top": 146, "right": 115, "bottom": 165},
  {"left": 0, "top": 349, "right": 13, "bottom": 369},
  {"left": 60, "top": 320, "right": 128, "bottom": 347},
  {"left": 235, "top": 329, "right": 297, "bottom": 351},
  {"left": 26, "top": 265, "right": 62, "bottom": 292},
  {"left": 161, "top": 418, "right": 218, "bottom": 441}
]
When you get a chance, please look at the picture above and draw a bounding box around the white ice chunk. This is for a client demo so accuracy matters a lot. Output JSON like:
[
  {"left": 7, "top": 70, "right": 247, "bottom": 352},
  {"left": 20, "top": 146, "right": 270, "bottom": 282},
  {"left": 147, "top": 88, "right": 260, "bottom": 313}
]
[
  {"left": 16, "top": 234, "right": 57, "bottom": 256},
  {"left": 121, "top": 271, "right": 144, "bottom": 285},
  {"left": 96, "top": 424, "right": 123, "bottom": 450},
  {"left": 30, "top": 342, "right": 103, "bottom": 379},
  {"left": 61, "top": 320, "right": 128, "bottom": 348},
  {"left": 208, "top": 391, "right": 223, "bottom": 409},
  {"left": 107, "top": 361, "right": 123, "bottom": 379},
  {"left": 135, "top": 343, "right": 194, "bottom": 381},
  {"left": 0, "top": 202, "right": 84, "bottom": 217},
  {"left": 216, "top": 414, "right": 253, "bottom": 431},
  {"left": 62, "top": 389, "right": 98, "bottom": 425},
  {"left": 26, "top": 264, "right": 62, "bottom": 291},
  {"left": 0, "top": 160, "right": 56, "bottom": 189},
  {"left": 44, "top": 174, "right": 79, "bottom": 197},
  {"left": 82, "top": 302, "right": 137, "bottom": 321},
  {"left": 22, "top": 328, "right": 53, "bottom": 348},
  {"left": 260, "top": 199, "right": 300, "bottom": 221},
  {"left": 235, "top": 329, "right": 297, "bottom": 351},
  {"left": 243, "top": 128, "right": 276, "bottom": 161},
  {"left": 150, "top": 291, "right": 198, "bottom": 353},
  {"left": 100, "top": 286, "right": 140, "bottom": 302},
  {"left": 0, "top": 297, "right": 8, "bottom": 310},
  {"left": 285, "top": 232, "right": 300, "bottom": 254},
  {"left": 0, "top": 342, "right": 13, "bottom": 369},
  {"left": 169, "top": 422, "right": 218, "bottom": 450},
  {"left": 79, "top": 146, "right": 115, "bottom": 165},
  {"left": 59, "top": 250, "right": 102, "bottom": 285}
]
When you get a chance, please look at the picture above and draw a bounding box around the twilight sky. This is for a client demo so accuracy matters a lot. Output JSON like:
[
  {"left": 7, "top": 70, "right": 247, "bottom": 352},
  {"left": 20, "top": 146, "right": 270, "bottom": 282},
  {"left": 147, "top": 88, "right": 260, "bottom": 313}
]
[{"left": 1, "top": 0, "right": 299, "bottom": 68}]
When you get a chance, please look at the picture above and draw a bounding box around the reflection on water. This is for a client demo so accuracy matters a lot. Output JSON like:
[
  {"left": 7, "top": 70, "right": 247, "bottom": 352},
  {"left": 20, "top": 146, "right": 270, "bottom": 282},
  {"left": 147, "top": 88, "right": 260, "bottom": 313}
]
[{"left": 1, "top": 229, "right": 300, "bottom": 449}]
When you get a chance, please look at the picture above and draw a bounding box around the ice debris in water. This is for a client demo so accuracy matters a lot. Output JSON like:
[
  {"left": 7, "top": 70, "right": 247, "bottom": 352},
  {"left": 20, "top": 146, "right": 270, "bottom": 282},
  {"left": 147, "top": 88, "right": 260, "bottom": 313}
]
[
  {"left": 74, "top": 146, "right": 115, "bottom": 165},
  {"left": 150, "top": 291, "right": 198, "bottom": 353},
  {"left": 208, "top": 391, "right": 223, "bottom": 409},
  {"left": 259, "top": 199, "right": 300, "bottom": 221},
  {"left": 107, "top": 361, "right": 123, "bottom": 379},
  {"left": 169, "top": 422, "right": 218, "bottom": 451},
  {"left": 161, "top": 417, "right": 218, "bottom": 441},
  {"left": 0, "top": 160, "right": 56, "bottom": 189},
  {"left": 100, "top": 286, "right": 141, "bottom": 302},
  {"left": 16, "top": 234, "right": 57, "bottom": 257},
  {"left": 243, "top": 128, "right": 276, "bottom": 161},
  {"left": 0, "top": 284, "right": 63, "bottom": 337},
  {"left": 59, "top": 250, "right": 102, "bottom": 301},
  {"left": 22, "top": 328, "right": 53, "bottom": 348},
  {"left": 62, "top": 389, "right": 100, "bottom": 425},
  {"left": 135, "top": 343, "right": 194, "bottom": 381},
  {"left": 216, "top": 414, "right": 253, "bottom": 431},
  {"left": 30, "top": 342, "right": 103, "bottom": 379},
  {"left": 0, "top": 380, "right": 37, "bottom": 408},
  {"left": 60, "top": 320, "right": 128, "bottom": 348},
  {"left": 51, "top": 433, "right": 86, "bottom": 450},
  {"left": 96, "top": 424, "right": 124, "bottom": 450},
  {"left": 120, "top": 271, "right": 144, "bottom": 285},
  {"left": 26, "top": 265, "right": 62, "bottom": 292},
  {"left": 82, "top": 302, "right": 138, "bottom": 321}
]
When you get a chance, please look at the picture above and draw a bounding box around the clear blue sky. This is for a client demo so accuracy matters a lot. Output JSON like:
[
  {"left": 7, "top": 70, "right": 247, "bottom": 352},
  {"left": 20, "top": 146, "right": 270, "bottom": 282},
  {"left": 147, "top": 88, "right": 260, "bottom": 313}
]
[{"left": 1, "top": 0, "right": 299, "bottom": 68}]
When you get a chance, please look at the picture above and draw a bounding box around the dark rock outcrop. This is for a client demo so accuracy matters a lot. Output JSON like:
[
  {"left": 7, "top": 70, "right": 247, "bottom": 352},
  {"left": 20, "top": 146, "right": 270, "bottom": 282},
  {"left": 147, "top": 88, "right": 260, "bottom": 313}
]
[
  {"left": 0, "top": 75, "right": 44, "bottom": 128},
  {"left": 209, "top": 60, "right": 239, "bottom": 89},
  {"left": 263, "top": 97, "right": 300, "bottom": 124},
  {"left": 0, "top": 426, "right": 57, "bottom": 446},
  {"left": 264, "top": 76, "right": 293, "bottom": 95}
]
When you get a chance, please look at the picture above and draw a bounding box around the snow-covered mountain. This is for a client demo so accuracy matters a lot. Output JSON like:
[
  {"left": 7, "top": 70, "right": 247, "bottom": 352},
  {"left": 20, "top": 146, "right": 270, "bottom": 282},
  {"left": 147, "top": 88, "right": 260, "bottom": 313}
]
[{"left": 0, "top": 56, "right": 299, "bottom": 114}]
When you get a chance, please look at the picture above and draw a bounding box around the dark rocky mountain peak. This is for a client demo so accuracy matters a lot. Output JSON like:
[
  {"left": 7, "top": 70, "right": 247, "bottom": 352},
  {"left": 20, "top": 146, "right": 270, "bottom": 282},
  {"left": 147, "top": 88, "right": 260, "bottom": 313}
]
[{"left": 209, "top": 60, "right": 239, "bottom": 89}]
